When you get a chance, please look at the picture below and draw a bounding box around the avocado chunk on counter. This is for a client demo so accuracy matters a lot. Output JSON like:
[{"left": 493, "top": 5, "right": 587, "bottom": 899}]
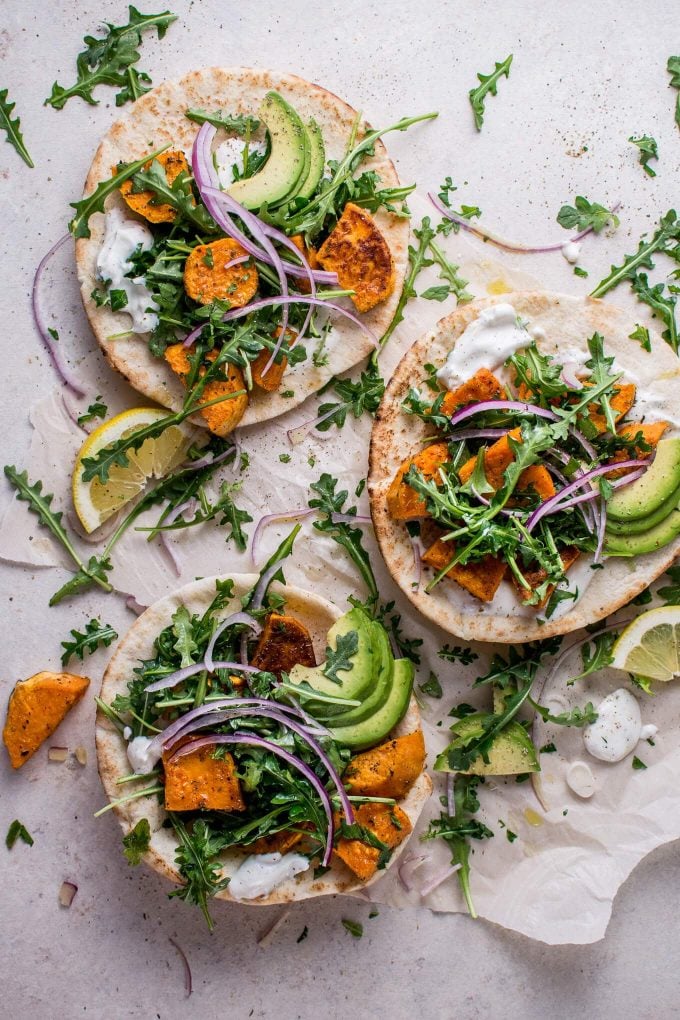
[
  {"left": 330, "top": 658, "right": 414, "bottom": 750},
  {"left": 607, "top": 438, "right": 680, "bottom": 522},
  {"left": 605, "top": 504, "right": 680, "bottom": 557},
  {"left": 228, "top": 91, "right": 310, "bottom": 210},
  {"left": 434, "top": 712, "right": 540, "bottom": 776}
]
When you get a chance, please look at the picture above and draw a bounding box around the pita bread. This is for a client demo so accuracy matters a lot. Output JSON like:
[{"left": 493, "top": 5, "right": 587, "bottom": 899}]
[
  {"left": 368, "top": 292, "right": 680, "bottom": 644},
  {"left": 96, "top": 574, "right": 431, "bottom": 906},
  {"left": 76, "top": 67, "right": 409, "bottom": 427}
]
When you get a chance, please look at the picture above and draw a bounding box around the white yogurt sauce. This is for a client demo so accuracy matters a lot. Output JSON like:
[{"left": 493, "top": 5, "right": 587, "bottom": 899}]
[
  {"left": 583, "top": 688, "right": 642, "bottom": 763},
  {"left": 228, "top": 852, "right": 309, "bottom": 900},
  {"left": 127, "top": 735, "right": 162, "bottom": 775},
  {"left": 566, "top": 761, "right": 596, "bottom": 798},
  {"left": 96, "top": 207, "right": 159, "bottom": 333},
  {"left": 437, "top": 303, "right": 531, "bottom": 390},
  {"left": 561, "top": 240, "right": 582, "bottom": 264},
  {"left": 215, "top": 139, "right": 267, "bottom": 188}
]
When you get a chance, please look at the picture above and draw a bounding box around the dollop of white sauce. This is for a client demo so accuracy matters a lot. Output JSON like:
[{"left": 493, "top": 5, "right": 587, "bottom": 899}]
[
  {"left": 566, "top": 761, "right": 596, "bottom": 798},
  {"left": 96, "top": 207, "right": 159, "bottom": 333},
  {"left": 640, "top": 723, "right": 658, "bottom": 741},
  {"left": 215, "top": 139, "right": 267, "bottom": 188},
  {"left": 228, "top": 852, "right": 309, "bottom": 900},
  {"left": 561, "top": 240, "right": 582, "bottom": 264},
  {"left": 127, "top": 735, "right": 162, "bottom": 775},
  {"left": 583, "top": 688, "right": 641, "bottom": 763},
  {"left": 437, "top": 303, "right": 531, "bottom": 390},
  {"left": 123, "top": 725, "right": 132, "bottom": 740}
]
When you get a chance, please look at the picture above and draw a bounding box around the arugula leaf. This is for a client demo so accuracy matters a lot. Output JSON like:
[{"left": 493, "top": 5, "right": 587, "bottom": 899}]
[
  {"left": 629, "top": 135, "right": 659, "bottom": 177},
  {"left": 3, "top": 466, "right": 113, "bottom": 600},
  {"left": 573, "top": 630, "right": 616, "bottom": 681},
  {"left": 469, "top": 55, "right": 513, "bottom": 131},
  {"left": 61, "top": 618, "right": 118, "bottom": 666},
  {"left": 632, "top": 756, "right": 647, "bottom": 770},
  {"left": 122, "top": 818, "right": 150, "bottom": 864},
  {"left": 585, "top": 332, "right": 622, "bottom": 434},
  {"left": 631, "top": 274, "right": 678, "bottom": 353},
  {"left": 77, "top": 397, "right": 108, "bottom": 425},
  {"left": 185, "top": 108, "right": 260, "bottom": 135},
  {"left": 530, "top": 698, "right": 598, "bottom": 727},
  {"left": 419, "top": 672, "right": 443, "bottom": 698},
  {"left": 668, "top": 56, "right": 680, "bottom": 129},
  {"left": 658, "top": 564, "right": 680, "bottom": 604},
  {"left": 172, "top": 605, "right": 198, "bottom": 667},
  {"left": 315, "top": 359, "right": 384, "bottom": 433},
  {"left": 323, "top": 630, "right": 359, "bottom": 685},
  {"left": 438, "top": 644, "right": 479, "bottom": 666},
  {"left": 168, "top": 814, "right": 229, "bottom": 930},
  {"left": 6, "top": 820, "right": 34, "bottom": 849},
  {"left": 69, "top": 144, "right": 169, "bottom": 239},
  {"left": 0, "top": 89, "right": 34, "bottom": 168},
  {"left": 130, "top": 158, "right": 215, "bottom": 232},
  {"left": 309, "top": 474, "right": 378, "bottom": 602},
  {"left": 557, "top": 196, "right": 619, "bottom": 234},
  {"left": 629, "top": 323, "right": 651, "bottom": 352},
  {"left": 46, "top": 6, "right": 177, "bottom": 110},
  {"left": 341, "top": 919, "right": 363, "bottom": 938}
]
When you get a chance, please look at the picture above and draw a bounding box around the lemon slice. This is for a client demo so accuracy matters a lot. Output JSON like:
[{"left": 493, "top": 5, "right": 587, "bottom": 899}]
[
  {"left": 610, "top": 606, "right": 680, "bottom": 682},
  {"left": 72, "top": 408, "right": 196, "bottom": 533}
]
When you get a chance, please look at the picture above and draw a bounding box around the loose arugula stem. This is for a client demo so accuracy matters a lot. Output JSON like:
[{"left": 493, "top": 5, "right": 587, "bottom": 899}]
[
  {"left": 93, "top": 785, "right": 164, "bottom": 817},
  {"left": 95, "top": 696, "right": 126, "bottom": 733},
  {"left": 116, "top": 770, "right": 160, "bottom": 785}
]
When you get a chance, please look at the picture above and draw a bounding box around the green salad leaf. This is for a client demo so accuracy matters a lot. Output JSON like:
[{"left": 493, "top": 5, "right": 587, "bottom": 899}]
[
  {"left": 61, "top": 619, "right": 118, "bottom": 666},
  {"left": 469, "top": 55, "right": 513, "bottom": 130},
  {"left": 557, "top": 196, "right": 618, "bottom": 233},
  {"left": 0, "top": 89, "right": 34, "bottom": 168},
  {"left": 6, "top": 820, "right": 34, "bottom": 849},
  {"left": 629, "top": 134, "right": 659, "bottom": 177},
  {"left": 123, "top": 818, "right": 151, "bottom": 864}
]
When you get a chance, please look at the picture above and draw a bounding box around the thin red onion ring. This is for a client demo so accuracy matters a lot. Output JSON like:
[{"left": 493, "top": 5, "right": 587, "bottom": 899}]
[
  {"left": 144, "top": 659, "right": 262, "bottom": 694},
  {"left": 205, "top": 611, "right": 262, "bottom": 673},
  {"left": 33, "top": 234, "right": 87, "bottom": 395},
  {"left": 251, "top": 509, "right": 313, "bottom": 568},
  {"left": 526, "top": 459, "right": 648, "bottom": 532}
]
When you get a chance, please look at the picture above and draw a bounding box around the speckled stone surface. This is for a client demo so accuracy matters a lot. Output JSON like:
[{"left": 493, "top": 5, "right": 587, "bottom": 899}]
[{"left": 2, "top": 1, "right": 679, "bottom": 1016}]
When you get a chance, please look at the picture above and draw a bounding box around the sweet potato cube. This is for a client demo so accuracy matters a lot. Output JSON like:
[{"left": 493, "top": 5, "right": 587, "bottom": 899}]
[
  {"left": 164, "top": 344, "right": 248, "bottom": 437},
  {"left": 251, "top": 328, "right": 295, "bottom": 393},
  {"left": 509, "top": 464, "right": 556, "bottom": 506},
  {"left": 334, "top": 802, "right": 411, "bottom": 882},
  {"left": 3, "top": 671, "right": 90, "bottom": 769},
  {"left": 183, "top": 237, "right": 258, "bottom": 307},
  {"left": 289, "top": 234, "right": 318, "bottom": 294},
  {"left": 458, "top": 428, "right": 522, "bottom": 490},
  {"left": 511, "top": 546, "right": 581, "bottom": 608},
  {"left": 588, "top": 383, "right": 637, "bottom": 433},
  {"left": 605, "top": 421, "right": 669, "bottom": 479},
  {"left": 439, "top": 368, "right": 505, "bottom": 418},
  {"left": 163, "top": 739, "right": 245, "bottom": 812},
  {"left": 250, "top": 613, "right": 316, "bottom": 678},
  {"left": 317, "top": 203, "right": 395, "bottom": 313},
  {"left": 119, "top": 150, "right": 190, "bottom": 224},
  {"left": 422, "top": 538, "right": 507, "bottom": 602},
  {"left": 344, "top": 730, "right": 426, "bottom": 800},
  {"left": 386, "top": 442, "right": 450, "bottom": 521},
  {"left": 249, "top": 830, "right": 305, "bottom": 855}
]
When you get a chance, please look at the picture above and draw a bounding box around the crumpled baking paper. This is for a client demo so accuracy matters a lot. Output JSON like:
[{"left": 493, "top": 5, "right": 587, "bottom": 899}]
[{"left": 2, "top": 196, "right": 677, "bottom": 945}]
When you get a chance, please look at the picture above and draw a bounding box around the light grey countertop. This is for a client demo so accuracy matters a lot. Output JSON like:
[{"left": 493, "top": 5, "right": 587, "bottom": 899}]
[{"left": 2, "top": 0, "right": 679, "bottom": 1016}]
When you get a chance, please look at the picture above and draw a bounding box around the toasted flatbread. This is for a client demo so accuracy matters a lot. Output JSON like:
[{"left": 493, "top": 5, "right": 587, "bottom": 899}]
[
  {"left": 76, "top": 67, "right": 409, "bottom": 427},
  {"left": 368, "top": 292, "right": 680, "bottom": 643},
  {"left": 95, "top": 574, "right": 431, "bottom": 905}
]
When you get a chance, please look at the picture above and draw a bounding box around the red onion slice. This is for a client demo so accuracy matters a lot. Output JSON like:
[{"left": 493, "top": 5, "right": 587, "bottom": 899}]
[
  {"left": 124, "top": 594, "right": 148, "bottom": 616},
  {"left": 419, "top": 862, "right": 462, "bottom": 898},
  {"left": 408, "top": 531, "right": 424, "bottom": 591},
  {"left": 397, "top": 852, "right": 428, "bottom": 892},
  {"left": 220, "top": 294, "right": 379, "bottom": 348},
  {"left": 449, "top": 399, "right": 560, "bottom": 428},
  {"left": 250, "top": 560, "right": 285, "bottom": 611},
  {"left": 429, "top": 192, "right": 621, "bottom": 255},
  {"left": 287, "top": 406, "right": 346, "bottom": 446},
  {"left": 59, "top": 881, "right": 78, "bottom": 908},
  {"left": 180, "top": 444, "right": 238, "bottom": 472},
  {"left": 158, "top": 499, "right": 198, "bottom": 576},
  {"left": 205, "top": 612, "right": 262, "bottom": 672},
  {"left": 448, "top": 427, "right": 510, "bottom": 442},
  {"left": 251, "top": 509, "right": 313, "bottom": 567},
  {"left": 169, "top": 938, "right": 192, "bottom": 998},
  {"left": 526, "top": 459, "right": 648, "bottom": 532},
  {"left": 223, "top": 254, "right": 251, "bottom": 270},
  {"left": 33, "top": 234, "right": 87, "bottom": 395},
  {"left": 329, "top": 513, "right": 371, "bottom": 525},
  {"left": 144, "top": 659, "right": 262, "bottom": 694},
  {"left": 169, "top": 732, "right": 335, "bottom": 865}
]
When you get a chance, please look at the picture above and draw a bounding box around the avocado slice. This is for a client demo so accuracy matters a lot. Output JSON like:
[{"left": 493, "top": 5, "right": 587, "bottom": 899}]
[
  {"left": 322, "top": 621, "right": 394, "bottom": 726},
  {"left": 605, "top": 505, "right": 680, "bottom": 556},
  {"left": 607, "top": 439, "right": 680, "bottom": 522},
  {"left": 330, "top": 658, "right": 414, "bottom": 750},
  {"left": 288, "top": 607, "right": 375, "bottom": 705},
  {"left": 434, "top": 713, "right": 540, "bottom": 776},
  {"left": 228, "top": 91, "right": 309, "bottom": 210},
  {"left": 293, "top": 118, "right": 325, "bottom": 201},
  {"left": 606, "top": 479, "right": 680, "bottom": 534}
]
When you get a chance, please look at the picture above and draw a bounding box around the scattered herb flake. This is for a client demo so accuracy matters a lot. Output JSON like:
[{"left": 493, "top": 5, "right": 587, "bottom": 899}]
[
  {"left": 341, "top": 919, "right": 363, "bottom": 939},
  {"left": 629, "top": 324, "right": 652, "bottom": 352},
  {"left": 6, "top": 820, "right": 34, "bottom": 849},
  {"left": 296, "top": 926, "right": 309, "bottom": 943},
  {"left": 279, "top": 453, "right": 291, "bottom": 464},
  {"left": 629, "top": 135, "right": 659, "bottom": 177},
  {"left": 123, "top": 817, "right": 151, "bottom": 864},
  {"left": 539, "top": 742, "right": 557, "bottom": 754},
  {"left": 419, "top": 672, "right": 443, "bottom": 699},
  {"left": 573, "top": 266, "right": 589, "bottom": 278},
  {"left": 506, "top": 829, "right": 518, "bottom": 843},
  {"left": 77, "top": 397, "right": 108, "bottom": 425},
  {"left": 632, "top": 756, "right": 647, "bottom": 770}
]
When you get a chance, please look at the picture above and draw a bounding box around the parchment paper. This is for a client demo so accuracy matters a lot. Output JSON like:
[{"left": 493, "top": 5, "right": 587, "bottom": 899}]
[{"left": 2, "top": 196, "right": 677, "bottom": 945}]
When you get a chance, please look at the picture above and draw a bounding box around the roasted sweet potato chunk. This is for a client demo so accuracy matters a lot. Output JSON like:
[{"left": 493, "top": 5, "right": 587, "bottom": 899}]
[
  {"left": 510, "top": 464, "right": 556, "bottom": 505},
  {"left": 458, "top": 428, "right": 555, "bottom": 505},
  {"left": 587, "top": 383, "right": 636, "bottom": 433},
  {"left": 164, "top": 345, "right": 248, "bottom": 436},
  {"left": 344, "top": 730, "right": 425, "bottom": 800},
  {"left": 119, "top": 150, "right": 190, "bottom": 224},
  {"left": 511, "top": 546, "right": 581, "bottom": 608},
  {"left": 317, "top": 202, "right": 395, "bottom": 313},
  {"left": 386, "top": 442, "right": 450, "bottom": 521},
  {"left": 250, "top": 613, "right": 316, "bottom": 678},
  {"left": 289, "top": 234, "right": 319, "bottom": 294},
  {"left": 183, "top": 237, "right": 258, "bottom": 306},
  {"left": 3, "top": 671, "right": 90, "bottom": 769},
  {"left": 605, "top": 420, "right": 670, "bottom": 479},
  {"left": 439, "top": 368, "right": 505, "bottom": 418},
  {"left": 249, "top": 829, "right": 305, "bottom": 855},
  {"left": 163, "top": 738, "right": 245, "bottom": 812},
  {"left": 251, "top": 328, "right": 296, "bottom": 393},
  {"left": 334, "top": 802, "right": 411, "bottom": 882},
  {"left": 422, "top": 538, "right": 507, "bottom": 602}
]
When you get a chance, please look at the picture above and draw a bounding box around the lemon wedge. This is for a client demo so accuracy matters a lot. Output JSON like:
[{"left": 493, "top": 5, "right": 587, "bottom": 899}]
[
  {"left": 611, "top": 605, "right": 680, "bottom": 682},
  {"left": 72, "top": 408, "right": 196, "bottom": 533}
]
